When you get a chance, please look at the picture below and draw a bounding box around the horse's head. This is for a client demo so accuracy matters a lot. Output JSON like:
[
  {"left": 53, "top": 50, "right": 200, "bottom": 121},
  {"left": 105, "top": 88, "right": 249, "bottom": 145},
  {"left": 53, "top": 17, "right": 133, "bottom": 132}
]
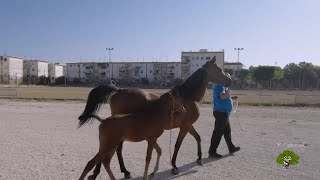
[{"left": 202, "top": 56, "right": 232, "bottom": 87}]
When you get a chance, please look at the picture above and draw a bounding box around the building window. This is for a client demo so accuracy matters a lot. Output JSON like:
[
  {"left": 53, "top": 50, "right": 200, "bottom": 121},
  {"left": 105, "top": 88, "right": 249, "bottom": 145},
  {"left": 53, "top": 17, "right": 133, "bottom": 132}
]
[
  {"left": 150, "top": 70, "right": 152, "bottom": 73},
  {"left": 196, "top": 57, "right": 199, "bottom": 60},
  {"left": 32, "top": 68, "right": 34, "bottom": 71},
  {"left": 201, "top": 57, "right": 204, "bottom": 60},
  {"left": 140, "top": 70, "right": 143, "bottom": 73},
  {"left": 206, "top": 57, "right": 211, "bottom": 60},
  {"left": 4, "top": 58, "right": 7, "bottom": 61},
  {"left": 0, "top": 57, "right": 2, "bottom": 60}
]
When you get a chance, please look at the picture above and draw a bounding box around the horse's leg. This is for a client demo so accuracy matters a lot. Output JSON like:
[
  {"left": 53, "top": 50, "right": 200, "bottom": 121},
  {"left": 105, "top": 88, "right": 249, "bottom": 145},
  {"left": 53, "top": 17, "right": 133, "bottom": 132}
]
[
  {"left": 151, "top": 142, "right": 162, "bottom": 177},
  {"left": 143, "top": 141, "right": 155, "bottom": 180},
  {"left": 102, "top": 149, "right": 117, "bottom": 180},
  {"left": 116, "top": 141, "right": 131, "bottom": 179},
  {"left": 87, "top": 163, "right": 101, "bottom": 180},
  {"left": 171, "top": 127, "right": 190, "bottom": 175},
  {"left": 79, "top": 152, "right": 104, "bottom": 180},
  {"left": 189, "top": 125, "right": 203, "bottom": 166}
]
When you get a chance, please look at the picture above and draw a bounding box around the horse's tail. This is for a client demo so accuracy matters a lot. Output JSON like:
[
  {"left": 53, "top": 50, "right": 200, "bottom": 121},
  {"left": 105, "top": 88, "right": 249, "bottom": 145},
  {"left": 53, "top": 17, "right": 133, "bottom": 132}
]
[
  {"left": 78, "top": 85, "right": 118, "bottom": 128},
  {"left": 82, "top": 114, "right": 103, "bottom": 123}
]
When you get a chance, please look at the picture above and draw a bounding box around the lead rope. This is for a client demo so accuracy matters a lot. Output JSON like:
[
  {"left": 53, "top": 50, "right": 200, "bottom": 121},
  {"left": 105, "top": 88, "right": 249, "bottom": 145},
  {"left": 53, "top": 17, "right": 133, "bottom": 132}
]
[
  {"left": 233, "top": 98, "right": 244, "bottom": 131},
  {"left": 169, "top": 109, "right": 174, "bottom": 165},
  {"left": 168, "top": 92, "right": 174, "bottom": 165}
]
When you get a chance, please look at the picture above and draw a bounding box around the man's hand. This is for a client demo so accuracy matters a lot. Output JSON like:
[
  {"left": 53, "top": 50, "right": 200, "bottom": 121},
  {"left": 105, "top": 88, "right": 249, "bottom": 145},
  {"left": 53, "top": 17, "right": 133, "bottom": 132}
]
[{"left": 231, "top": 96, "right": 238, "bottom": 100}]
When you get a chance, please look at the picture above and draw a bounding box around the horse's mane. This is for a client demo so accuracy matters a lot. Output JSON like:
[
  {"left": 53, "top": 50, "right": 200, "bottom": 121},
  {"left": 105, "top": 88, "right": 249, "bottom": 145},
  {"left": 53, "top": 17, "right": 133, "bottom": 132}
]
[{"left": 173, "top": 65, "right": 207, "bottom": 101}]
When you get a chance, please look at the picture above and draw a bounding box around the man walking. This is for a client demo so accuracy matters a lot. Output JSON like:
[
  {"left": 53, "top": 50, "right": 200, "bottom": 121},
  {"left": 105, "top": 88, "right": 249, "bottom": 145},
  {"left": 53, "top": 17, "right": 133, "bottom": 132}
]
[{"left": 209, "top": 83, "right": 240, "bottom": 158}]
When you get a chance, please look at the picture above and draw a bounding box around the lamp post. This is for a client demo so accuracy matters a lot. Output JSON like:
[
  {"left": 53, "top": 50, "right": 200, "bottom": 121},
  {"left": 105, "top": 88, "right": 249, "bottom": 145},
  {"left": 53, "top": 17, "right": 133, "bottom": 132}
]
[
  {"left": 299, "top": 67, "right": 303, "bottom": 90},
  {"left": 106, "top": 48, "right": 114, "bottom": 62},
  {"left": 106, "top": 48, "right": 114, "bottom": 81},
  {"left": 234, "top": 48, "right": 244, "bottom": 72}
]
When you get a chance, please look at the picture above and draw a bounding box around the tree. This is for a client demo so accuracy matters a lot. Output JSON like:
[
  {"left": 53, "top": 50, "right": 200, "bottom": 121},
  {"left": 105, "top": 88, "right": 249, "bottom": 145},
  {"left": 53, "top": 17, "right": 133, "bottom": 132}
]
[
  {"left": 298, "top": 62, "right": 318, "bottom": 89},
  {"left": 38, "top": 76, "right": 49, "bottom": 85},
  {"left": 141, "top": 78, "right": 149, "bottom": 85},
  {"left": 272, "top": 67, "right": 284, "bottom": 80},
  {"left": 174, "top": 78, "right": 183, "bottom": 86},
  {"left": 30, "top": 76, "right": 39, "bottom": 85},
  {"left": 283, "top": 63, "right": 300, "bottom": 81},
  {"left": 73, "top": 78, "right": 81, "bottom": 84},
  {"left": 237, "top": 69, "right": 251, "bottom": 81},
  {"left": 252, "top": 66, "right": 275, "bottom": 81},
  {"left": 55, "top": 76, "right": 65, "bottom": 85}
]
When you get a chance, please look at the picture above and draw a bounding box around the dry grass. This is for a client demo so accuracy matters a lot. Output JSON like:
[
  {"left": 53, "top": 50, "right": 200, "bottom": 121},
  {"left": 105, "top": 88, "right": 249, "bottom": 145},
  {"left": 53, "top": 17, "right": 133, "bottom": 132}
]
[{"left": 1, "top": 86, "right": 320, "bottom": 105}]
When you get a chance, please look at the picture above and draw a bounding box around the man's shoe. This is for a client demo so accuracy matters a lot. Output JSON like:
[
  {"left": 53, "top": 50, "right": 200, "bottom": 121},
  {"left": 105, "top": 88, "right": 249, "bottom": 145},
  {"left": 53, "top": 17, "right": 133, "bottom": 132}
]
[
  {"left": 209, "top": 152, "right": 223, "bottom": 158},
  {"left": 229, "top": 146, "right": 240, "bottom": 154}
]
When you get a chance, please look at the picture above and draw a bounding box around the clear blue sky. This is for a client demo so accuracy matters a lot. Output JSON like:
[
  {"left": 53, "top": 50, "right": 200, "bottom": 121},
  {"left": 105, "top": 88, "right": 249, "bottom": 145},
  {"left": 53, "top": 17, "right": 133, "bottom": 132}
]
[{"left": 1, "top": 0, "right": 319, "bottom": 67}]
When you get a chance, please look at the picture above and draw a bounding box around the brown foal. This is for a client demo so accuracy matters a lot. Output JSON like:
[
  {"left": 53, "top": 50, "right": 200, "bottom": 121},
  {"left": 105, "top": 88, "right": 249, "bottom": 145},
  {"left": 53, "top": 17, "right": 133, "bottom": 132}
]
[{"left": 78, "top": 90, "right": 186, "bottom": 180}]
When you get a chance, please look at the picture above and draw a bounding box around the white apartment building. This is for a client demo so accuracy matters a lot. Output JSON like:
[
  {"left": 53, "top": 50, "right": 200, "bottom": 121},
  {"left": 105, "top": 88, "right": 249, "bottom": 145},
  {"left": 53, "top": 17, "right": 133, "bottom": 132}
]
[
  {"left": 181, "top": 49, "right": 224, "bottom": 80},
  {"left": 93, "top": 62, "right": 111, "bottom": 83},
  {"left": 49, "top": 63, "right": 65, "bottom": 83},
  {"left": 146, "top": 62, "right": 155, "bottom": 83},
  {"left": 0, "top": 55, "right": 24, "bottom": 84},
  {"left": 66, "top": 63, "right": 80, "bottom": 82},
  {"left": 111, "top": 62, "right": 127, "bottom": 81},
  {"left": 23, "top": 60, "right": 49, "bottom": 78},
  {"left": 224, "top": 62, "right": 244, "bottom": 72},
  {"left": 67, "top": 62, "right": 112, "bottom": 83}
]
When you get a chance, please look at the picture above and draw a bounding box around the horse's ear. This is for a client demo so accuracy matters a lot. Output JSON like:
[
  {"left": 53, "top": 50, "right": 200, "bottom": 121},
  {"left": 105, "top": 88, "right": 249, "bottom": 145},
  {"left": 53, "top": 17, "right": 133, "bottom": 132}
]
[{"left": 211, "top": 56, "right": 216, "bottom": 63}]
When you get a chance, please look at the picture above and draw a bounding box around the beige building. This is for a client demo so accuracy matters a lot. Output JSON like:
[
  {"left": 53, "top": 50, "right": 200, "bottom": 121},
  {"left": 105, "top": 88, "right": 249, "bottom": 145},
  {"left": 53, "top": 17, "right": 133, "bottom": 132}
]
[
  {"left": 66, "top": 62, "right": 112, "bottom": 83},
  {"left": 49, "top": 63, "right": 65, "bottom": 84},
  {"left": 0, "top": 55, "right": 24, "bottom": 84},
  {"left": 181, "top": 49, "right": 224, "bottom": 80},
  {"left": 23, "top": 60, "right": 49, "bottom": 78},
  {"left": 224, "top": 62, "right": 244, "bottom": 72}
]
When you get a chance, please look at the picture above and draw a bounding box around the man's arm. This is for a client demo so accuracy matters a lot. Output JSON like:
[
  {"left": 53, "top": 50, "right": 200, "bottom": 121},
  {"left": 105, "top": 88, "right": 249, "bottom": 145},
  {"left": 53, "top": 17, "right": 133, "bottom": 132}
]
[
  {"left": 220, "top": 89, "right": 231, "bottom": 99},
  {"left": 220, "top": 89, "right": 238, "bottom": 100}
]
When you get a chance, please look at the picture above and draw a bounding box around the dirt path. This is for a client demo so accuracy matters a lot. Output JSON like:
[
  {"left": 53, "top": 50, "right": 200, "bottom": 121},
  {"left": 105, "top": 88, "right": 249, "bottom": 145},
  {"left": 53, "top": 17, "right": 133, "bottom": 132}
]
[{"left": 0, "top": 100, "right": 319, "bottom": 180}]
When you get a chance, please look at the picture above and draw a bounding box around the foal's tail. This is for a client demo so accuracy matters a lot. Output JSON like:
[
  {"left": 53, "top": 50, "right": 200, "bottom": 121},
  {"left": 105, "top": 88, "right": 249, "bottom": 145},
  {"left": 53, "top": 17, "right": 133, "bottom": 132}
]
[{"left": 78, "top": 85, "right": 118, "bottom": 128}]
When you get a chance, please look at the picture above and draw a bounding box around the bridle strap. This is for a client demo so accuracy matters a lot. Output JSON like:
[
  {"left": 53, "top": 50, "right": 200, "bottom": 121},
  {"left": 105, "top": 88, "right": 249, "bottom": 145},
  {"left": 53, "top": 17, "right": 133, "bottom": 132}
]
[
  {"left": 168, "top": 91, "right": 185, "bottom": 112},
  {"left": 201, "top": 67, "right": 214, "bottom": 76}
]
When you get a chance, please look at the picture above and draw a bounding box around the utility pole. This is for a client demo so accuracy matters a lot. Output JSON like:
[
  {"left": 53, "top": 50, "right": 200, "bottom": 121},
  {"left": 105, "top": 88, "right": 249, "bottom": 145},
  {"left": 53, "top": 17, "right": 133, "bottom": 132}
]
[
  {"left": 234, "top": 48, "right": 244, "bottom": 72},
  {"left": 106, "top": 48, "right": 114, "bottom": 62},
  {"left": 106, "top": 48, "right": 114, "bottom": 80},
  {"left": 299, "top": 68, "right": 303, "bottom": 89}
]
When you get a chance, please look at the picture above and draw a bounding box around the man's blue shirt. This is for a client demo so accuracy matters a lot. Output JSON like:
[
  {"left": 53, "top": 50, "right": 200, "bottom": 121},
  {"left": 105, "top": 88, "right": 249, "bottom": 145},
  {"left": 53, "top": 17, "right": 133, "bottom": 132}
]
[{"left": 213, "top": 84, "right": 233, "bottom": 117}]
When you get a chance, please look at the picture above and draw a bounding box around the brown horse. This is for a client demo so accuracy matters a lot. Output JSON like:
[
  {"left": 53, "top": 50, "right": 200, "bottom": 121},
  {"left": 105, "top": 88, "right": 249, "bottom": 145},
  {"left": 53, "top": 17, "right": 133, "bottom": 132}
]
[
  {"left": 78, "top": 90, "right": 186, "bottom": 180},
  {"left": 78, "top": 57, "right": 232, "bottom": 179}
]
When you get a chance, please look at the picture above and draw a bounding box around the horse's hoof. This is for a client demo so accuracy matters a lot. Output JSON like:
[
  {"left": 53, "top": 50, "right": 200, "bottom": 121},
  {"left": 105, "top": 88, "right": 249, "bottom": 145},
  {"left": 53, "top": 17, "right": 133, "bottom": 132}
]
[
  {"left": 87, "top": 175, "right": 95, "bottom": 180},
  {"left": 196, "top": 159, "right": 203, "bottom": 166},
  {"left": 171, "top": 168, "right": 179, "bottom": 175},
  {"left": 124, "top": 173, "right": 132, "bottom": 179}
]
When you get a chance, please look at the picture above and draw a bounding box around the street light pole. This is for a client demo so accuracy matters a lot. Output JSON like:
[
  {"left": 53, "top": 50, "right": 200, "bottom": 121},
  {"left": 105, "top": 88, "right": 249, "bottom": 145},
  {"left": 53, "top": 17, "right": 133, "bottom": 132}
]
[
  {"left": 106, "top": 48, "right": 114, "bottom": 63},
  {"left": 299, "top": 68, "right": 302, "bottom": 89},
  {"left": 234, "top": 47, "right": 244, "bottom": 73},
  {"left": 106, "top": 48, "right": 114, "bottom": 80}
]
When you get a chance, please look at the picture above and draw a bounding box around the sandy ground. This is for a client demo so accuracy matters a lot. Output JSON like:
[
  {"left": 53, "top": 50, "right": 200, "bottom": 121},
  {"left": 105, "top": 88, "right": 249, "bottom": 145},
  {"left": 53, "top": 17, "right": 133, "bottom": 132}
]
[{"left": 0, "top": 100, "right": 319, "bottom": 180}]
